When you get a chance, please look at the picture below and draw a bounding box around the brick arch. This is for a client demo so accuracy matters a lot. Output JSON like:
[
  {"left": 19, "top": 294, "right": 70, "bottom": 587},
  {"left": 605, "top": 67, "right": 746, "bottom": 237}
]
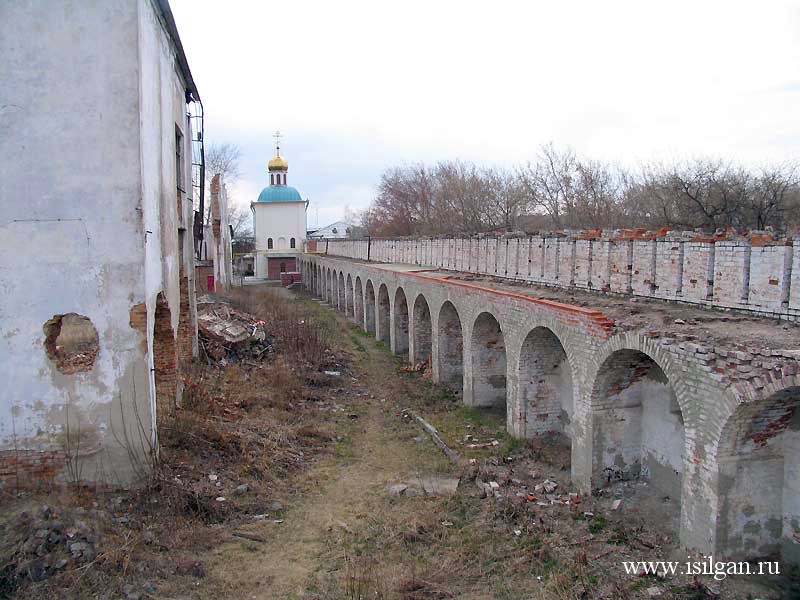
[
  {"left": 586, "top": 336, "right": 687, "bottom": 526},
  {"left": 364, "top": 279, "right": 377, "bottom": 334},
  {"left": 354, "top": 276, "right": 364, "bottom": 327},
  {"left": 712, "top": 377, "right": 800, "bottom": 564},
  {"left": 393, "top": 286, "right": 410, "bottom": 359},
  {"left": 514, "top": 325, "right": 575, "bottom": 439},
  {"left": 377, "top": 283, "right": 391, "bottom": 343},
  {"left": 346, "top": 273, "right": 354, "bottom": 317},
  {"left": 587, "top": 333, "right": 692, "bottom": 417},
  {"left": 412, "top": 293, "right": 432, "bottom": 365},
  {"left": 437, "top": 300, "right": 464, "bottom": 392},
  {"left": 337, "top": 271, "right": 345, "bottom": 311},
  {"left": 470, "top": 311, "right": 507, "bottom": 409}
]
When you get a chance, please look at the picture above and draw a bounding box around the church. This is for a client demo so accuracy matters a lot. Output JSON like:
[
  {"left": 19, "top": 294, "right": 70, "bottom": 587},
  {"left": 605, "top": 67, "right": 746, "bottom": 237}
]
[{"left": 252, "top": 136, "right": 308, "bottom": 280}]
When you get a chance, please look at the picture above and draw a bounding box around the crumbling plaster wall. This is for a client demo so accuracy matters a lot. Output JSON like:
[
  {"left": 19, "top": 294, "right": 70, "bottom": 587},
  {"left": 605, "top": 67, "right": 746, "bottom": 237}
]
[
  {"left": 205, "top": 174, "right": 233, "bottom": 292},
  {"left": 0, "top": 0, "right": 151, "bottom": 485},
  {"left": 300, "top": 255, "right": 800, "bottom": 565},
  {"left": 0, "top": 0, "right": 197, "bottom": 486}
]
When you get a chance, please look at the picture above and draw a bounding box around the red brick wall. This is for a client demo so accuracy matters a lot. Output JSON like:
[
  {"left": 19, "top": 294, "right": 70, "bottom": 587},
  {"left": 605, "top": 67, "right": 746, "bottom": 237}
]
[
  {"left": 153, "top": 293, "right": 177, "bottom": 423},
  {"left": 0, "top": 450, "right": 66, "bottom": 486},
  {"left": 195, "top": 264, "right": 213, "bottom": 295},
  {"left": 268, "top": 257, "right": 296, "bottom": 280},
  {"left": 177, "top": 265, "right": 194, "bottom": 367}
]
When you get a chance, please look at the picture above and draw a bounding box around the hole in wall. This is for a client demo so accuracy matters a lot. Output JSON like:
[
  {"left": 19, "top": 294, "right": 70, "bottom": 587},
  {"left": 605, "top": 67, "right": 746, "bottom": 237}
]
[{"left": 43, "top": 313, "right": 99, "bottom": 374}]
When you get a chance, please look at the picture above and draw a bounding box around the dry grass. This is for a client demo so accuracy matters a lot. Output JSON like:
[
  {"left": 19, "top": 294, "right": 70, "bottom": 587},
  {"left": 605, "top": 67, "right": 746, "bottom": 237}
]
[{"left": 226, "top": 286, "right": 335, "bottom": 368}]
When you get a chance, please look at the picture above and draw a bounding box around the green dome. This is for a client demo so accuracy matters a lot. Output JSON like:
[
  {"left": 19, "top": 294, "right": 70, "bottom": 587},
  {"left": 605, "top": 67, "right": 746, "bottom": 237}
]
[{"left": 257, "top": 186, "right": 303, "bottom": 203}]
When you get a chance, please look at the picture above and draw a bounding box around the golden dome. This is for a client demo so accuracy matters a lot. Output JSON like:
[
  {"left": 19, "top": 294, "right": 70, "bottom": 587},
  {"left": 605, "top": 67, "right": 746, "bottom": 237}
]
[{"left": 268, "top": 154, "right": 288, "bottom": 171}]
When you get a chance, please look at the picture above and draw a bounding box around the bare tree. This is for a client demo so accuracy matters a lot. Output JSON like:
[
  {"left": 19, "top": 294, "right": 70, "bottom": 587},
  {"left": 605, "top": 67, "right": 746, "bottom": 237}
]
[
  {"left": 364, "top": 149, "right": 800, "bottom": 236},
  {"left": 228, "top": 203, "right": 253, "bottom": 239},
  {"left": 204, "top": 142, "right": 242, "bottom": 225}
]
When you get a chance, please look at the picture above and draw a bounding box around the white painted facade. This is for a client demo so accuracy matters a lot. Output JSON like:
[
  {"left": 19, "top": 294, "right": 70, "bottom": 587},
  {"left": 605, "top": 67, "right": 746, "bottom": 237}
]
[
  {"left": 251, "top": 155, "right": 307, "bottom": 279},
  {"left": 0, "top": 0, "right": 200, "bottom": 484}
]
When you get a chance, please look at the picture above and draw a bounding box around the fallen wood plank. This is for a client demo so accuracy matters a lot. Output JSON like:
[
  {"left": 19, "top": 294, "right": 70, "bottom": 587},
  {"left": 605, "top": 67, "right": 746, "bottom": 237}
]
[
  {"left": 231, "top": 531, "right": 268, "bottom": 543},
  {"left": 405, "top": 409, "right": 462, "bottom": 465}
]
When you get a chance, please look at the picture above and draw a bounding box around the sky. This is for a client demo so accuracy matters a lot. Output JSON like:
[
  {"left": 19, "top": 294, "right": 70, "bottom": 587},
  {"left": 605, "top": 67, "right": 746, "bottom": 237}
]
[{"left": 170, "top": 0, "right": 800, "bottom": 229}]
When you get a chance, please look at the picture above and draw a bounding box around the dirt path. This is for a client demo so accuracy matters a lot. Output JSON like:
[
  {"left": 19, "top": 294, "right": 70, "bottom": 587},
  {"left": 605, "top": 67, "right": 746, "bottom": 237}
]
[{"left": 199, "top": 309, "right": 453, "bottom": 599}]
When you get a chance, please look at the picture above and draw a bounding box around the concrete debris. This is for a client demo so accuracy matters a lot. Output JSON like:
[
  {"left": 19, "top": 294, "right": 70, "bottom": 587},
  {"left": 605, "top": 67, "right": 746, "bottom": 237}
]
[
  {"left": 611, "top": 499, "right": 624, "bottom": 511},
  {"left": 534, "top": 480, "right": 558, "bottom": 494},
  {"left": 388, "top": 477, "right": 460, "bottom": 498},
  {"left": 465, "top": 439, "right": 500, "bottom": 449},
  {"left": 198, "top": 303, "right": 273, "bottom": 362},
  {"left": 646, "top": 586, "right": 664, "bottom": 597},
  {"left": 323, "top": 370, "right": 341, "bottom": 377},
  {"left": 388, "top": 484, "right": 408, "bottom": 497}
]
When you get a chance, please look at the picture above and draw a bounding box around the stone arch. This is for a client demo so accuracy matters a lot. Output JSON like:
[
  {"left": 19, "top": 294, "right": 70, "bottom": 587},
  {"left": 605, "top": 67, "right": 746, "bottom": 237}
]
[
  {"left": 338, "top": 272, "right": 345, "bottom": 311},
  {"left": 327, "top": 269, "right": 334, "bottom": 304},
  {"left": 393, "top": 287, "right": 410, "bottom": 359},
  {"left": 714, "top": 379, "right": 800, "bottom": 564},
  {"left": 437, "top": 301, "right": 463, "bottom": 393},
  {"left": 346, "top": 273, "right": 354, "bottom": 317},
  {"left": 152, "top": 292, "right": 177, "bottom": 423},
  {"left": 412, "top": 293, "right": 432, "bottom": 364},
  {"left": 589, "top": 347, "right": 685, "bottom": 528},
  {"left": 377, "top": 283, "right": 390, "bottom": 343},
  {"left": 470, "top": 312, "right": 506, "bottom": 408},
  {"left": 354, "top": 276, "right": 364, "bottom": 327},
  {"left": 516, "top": 326, "right": 574, "bottom": 438}
]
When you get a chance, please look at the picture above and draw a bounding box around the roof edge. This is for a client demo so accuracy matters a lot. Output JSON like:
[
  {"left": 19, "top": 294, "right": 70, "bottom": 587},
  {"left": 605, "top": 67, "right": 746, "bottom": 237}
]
[{"left": 154, "top": 0, "right": 200, "bottom": 102}]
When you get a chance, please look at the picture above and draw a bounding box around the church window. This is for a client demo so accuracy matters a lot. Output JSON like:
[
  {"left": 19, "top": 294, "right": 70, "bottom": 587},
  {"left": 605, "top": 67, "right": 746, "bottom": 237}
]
[
  {"left": 280, "top": 262, "right": 286, "bottom": 273},
  {"left": 268, "top": 238, "right": 273, "bottom": 249},
  {"left": 270, "top": 174, "right": 274, "bottom": 185},
  {"left": 290, "top": 237, "right": 296, "bottom": 249}
]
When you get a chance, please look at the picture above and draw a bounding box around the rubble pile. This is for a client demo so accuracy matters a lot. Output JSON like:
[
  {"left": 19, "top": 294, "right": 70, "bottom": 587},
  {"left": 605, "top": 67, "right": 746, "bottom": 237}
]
[
  {"left": 197, "top": 301, "right": 274, "bottom": 364},
  {"left": 1, "top": 504, "right": 106, "bottom": 587},
  {"left": 400, "top": 355, "right": 432, "bottom": 379}
]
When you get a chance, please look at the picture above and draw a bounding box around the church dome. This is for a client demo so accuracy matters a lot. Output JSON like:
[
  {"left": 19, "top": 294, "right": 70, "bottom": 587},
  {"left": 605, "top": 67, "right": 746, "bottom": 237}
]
[
  {"left": 257, "top": 185, "right": 303, "bottom": 203},
  {"left": 268, "top": 155, "right": 288, "bottom": 171}
]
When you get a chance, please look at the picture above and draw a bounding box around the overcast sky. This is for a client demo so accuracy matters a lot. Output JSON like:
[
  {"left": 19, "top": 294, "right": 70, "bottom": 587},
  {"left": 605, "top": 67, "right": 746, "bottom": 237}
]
[{"left": 170, "top": 0, "right": 800, "bottom": 228}]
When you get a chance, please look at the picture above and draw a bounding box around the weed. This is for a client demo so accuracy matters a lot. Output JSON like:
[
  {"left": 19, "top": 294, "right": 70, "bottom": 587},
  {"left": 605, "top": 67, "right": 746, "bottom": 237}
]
[{"left": 588, "top": 515, "right": 607, "bottom": 534}]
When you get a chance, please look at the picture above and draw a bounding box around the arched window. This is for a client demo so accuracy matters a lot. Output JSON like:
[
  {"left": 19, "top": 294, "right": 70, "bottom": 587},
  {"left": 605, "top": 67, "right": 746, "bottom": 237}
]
[
  {"left": 268, "top": 238, "right": 273, "bottom": 249},
  {"left": 270, "top": 174, "right": 274, "bottom": 185},
  {"left": 280, "top": 262, "right": 286, "bottom": 273},
  {"left": 290, "top": 237, "right": 296, "bottom": 249}
]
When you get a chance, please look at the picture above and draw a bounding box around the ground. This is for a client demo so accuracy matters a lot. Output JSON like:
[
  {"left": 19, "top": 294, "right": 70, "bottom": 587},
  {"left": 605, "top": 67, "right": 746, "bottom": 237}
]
[{"left": 1, "top": 287, "right": 798, "bottom": 599}]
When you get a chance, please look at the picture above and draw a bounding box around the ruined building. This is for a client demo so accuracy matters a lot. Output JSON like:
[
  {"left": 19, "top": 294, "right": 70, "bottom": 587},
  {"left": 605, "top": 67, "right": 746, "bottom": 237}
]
[
  {"left": 0, "top": 0, "right": 202, "bottom": 485},
  {"left": 196, "top": 174, "right": 234, "bottom": 295},
  {"left": 302, "top": 230, "right": 800, "bottom": 566}
]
